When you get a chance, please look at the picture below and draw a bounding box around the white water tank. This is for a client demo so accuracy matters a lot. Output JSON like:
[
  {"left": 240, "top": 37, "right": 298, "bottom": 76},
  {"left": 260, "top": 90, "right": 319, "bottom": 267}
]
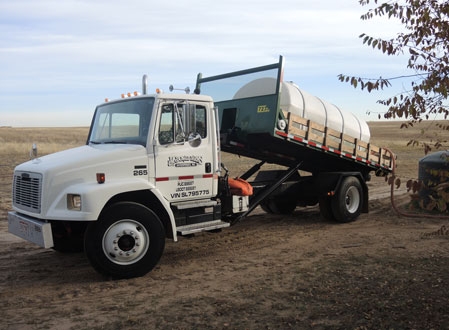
[{"left": 233, "top": 77, "right": 371, "bottom": 143}]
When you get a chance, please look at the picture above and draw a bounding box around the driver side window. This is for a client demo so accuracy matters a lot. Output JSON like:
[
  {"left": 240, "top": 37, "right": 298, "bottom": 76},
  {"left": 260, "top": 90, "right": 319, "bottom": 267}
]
[
  {"left": 192, "top": 105, "right": 207, "bottom": 139},
  {"left": 158, "top": 103, "right": 207, "bottom": 145}
]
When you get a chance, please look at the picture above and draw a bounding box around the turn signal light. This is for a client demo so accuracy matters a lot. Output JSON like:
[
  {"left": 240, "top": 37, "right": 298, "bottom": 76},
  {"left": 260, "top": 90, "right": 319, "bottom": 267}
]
[{"left": 97, "top": 173, "right": 105, "bottom": 184}]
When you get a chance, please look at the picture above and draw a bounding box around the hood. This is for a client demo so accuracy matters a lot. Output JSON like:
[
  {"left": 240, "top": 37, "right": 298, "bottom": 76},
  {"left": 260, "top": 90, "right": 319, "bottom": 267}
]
[
  {"left": 13, "top": 144, "right": 150, "bottom": 218},
  {"left": 15, "top": 144, "right": 149, "bottom": 201},
  {"left": 16, "top": 144, "right": 148, "bottom": 175}
]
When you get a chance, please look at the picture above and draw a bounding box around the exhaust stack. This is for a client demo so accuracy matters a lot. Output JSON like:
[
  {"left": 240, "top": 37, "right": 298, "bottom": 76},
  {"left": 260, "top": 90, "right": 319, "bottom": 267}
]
[{"left": 142, "top": 74, "right": 148, "bottom": 95}]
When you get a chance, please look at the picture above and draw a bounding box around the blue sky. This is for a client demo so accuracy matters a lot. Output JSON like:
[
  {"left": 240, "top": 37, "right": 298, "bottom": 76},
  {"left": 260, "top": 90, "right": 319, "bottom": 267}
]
[{"left": 0, "top": 0, "right": 409, "bottom": 127}]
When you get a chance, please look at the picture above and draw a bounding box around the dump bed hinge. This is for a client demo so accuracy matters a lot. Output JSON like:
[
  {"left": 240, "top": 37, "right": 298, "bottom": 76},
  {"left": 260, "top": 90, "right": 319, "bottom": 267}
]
[{"left": 231, "top": 161, "right": 303, "bottom": 225}]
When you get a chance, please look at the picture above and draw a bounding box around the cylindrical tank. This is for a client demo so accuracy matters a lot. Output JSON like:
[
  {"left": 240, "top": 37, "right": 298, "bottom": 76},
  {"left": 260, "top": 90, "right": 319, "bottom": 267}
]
[
  {"left": 233, "top": 77, "right": 371, "bottom": 143},
  {"left": 419, "top": 150, "right": 449, "bottom": 187}
]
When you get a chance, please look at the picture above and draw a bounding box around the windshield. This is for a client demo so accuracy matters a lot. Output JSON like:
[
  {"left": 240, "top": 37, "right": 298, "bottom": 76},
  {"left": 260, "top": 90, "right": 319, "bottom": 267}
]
[{"left": 88, "top": 97, "right": 155, "bottom": 147}]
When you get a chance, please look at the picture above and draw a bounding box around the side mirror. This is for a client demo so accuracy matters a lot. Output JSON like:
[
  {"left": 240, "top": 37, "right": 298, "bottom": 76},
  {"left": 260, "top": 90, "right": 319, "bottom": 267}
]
[{"left": 188, "top": 132, "right": 202, "bottom": 147}]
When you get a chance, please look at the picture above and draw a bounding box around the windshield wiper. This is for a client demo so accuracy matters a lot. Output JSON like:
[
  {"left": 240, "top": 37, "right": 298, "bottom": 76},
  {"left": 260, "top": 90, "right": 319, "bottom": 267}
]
[
  {"left": 89, "top": 140, "right": 127, "bottom": 145},
  {"left": 103, "top": 141, "right": 127, "bottom": 144}
]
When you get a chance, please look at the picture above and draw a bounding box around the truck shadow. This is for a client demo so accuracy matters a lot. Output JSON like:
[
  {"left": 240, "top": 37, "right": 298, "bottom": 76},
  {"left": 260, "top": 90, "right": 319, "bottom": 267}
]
[
  {"left": 2, "top": 242, "right": 103, "bottom": 285},
  {"left": 2, "top": 207, "right": 337, "bottom": 285}
]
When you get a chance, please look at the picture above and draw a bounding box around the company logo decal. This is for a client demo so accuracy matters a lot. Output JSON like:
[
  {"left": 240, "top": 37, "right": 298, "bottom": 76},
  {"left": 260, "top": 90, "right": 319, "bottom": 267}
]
[{"left": 168, "top": 155, "right": 203, "bottom": 167}]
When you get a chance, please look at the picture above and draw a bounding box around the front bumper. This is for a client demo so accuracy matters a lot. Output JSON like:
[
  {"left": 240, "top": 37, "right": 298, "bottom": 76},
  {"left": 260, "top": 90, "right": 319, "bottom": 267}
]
[{"left": 7, "top": 212, "right": 54, "bottom": 248}]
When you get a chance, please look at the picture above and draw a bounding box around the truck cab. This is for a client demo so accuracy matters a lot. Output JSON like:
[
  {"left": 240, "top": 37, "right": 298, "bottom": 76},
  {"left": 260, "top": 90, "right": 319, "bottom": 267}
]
[
  {"left": 89, "top": 92, "right": 220, "bottom": 203},
  {"left": 8, "top": 85, "right": 235, "bottom": 279}
]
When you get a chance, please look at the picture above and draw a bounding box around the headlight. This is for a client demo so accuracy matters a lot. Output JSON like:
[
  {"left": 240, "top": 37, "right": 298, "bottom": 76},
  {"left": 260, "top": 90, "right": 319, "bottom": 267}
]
[{"left": 67, "top": 194, "right": 82, "bottom": 211}]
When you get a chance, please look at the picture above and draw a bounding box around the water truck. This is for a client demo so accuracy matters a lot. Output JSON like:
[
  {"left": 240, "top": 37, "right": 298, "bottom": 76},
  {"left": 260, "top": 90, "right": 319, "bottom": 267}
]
[{"left": 8, "top": 56, "right": 394, "bottom": 278}]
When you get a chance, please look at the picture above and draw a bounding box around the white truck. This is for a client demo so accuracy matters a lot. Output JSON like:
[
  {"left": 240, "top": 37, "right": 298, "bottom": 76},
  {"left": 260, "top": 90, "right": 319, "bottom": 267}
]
[{"left": 8, "top": 57, "right": 394, "bottom": 278}]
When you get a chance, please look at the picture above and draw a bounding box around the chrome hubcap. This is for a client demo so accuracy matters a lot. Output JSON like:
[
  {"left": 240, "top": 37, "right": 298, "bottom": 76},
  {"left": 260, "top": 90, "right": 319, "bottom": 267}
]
[
  {"left": 345, "top": 186, "right": 360, "bottom": 213},
  {"left": 102, "top": 220, "right": 149, "bottom": 265}
]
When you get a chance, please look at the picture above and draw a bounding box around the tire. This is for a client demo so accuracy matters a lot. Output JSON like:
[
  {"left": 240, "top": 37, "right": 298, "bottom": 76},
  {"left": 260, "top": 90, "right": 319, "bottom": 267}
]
[
  {"left": 84, "top": 202, "right": 165, "bottom": 279},
  {"left": 260, "top": 200, "right": 274, "bottom": 214},
  {"left": 331, "top": 176, "right": 363, "bottom": 223},
  {"left": 260, "top": 197, "right": 297, "bottom": 215}
]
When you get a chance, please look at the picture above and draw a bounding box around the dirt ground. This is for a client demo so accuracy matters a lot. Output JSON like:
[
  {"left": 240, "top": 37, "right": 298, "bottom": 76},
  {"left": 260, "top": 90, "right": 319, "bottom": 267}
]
[{"left": 1, "top": 123, "right": 449, "bottom": 330}]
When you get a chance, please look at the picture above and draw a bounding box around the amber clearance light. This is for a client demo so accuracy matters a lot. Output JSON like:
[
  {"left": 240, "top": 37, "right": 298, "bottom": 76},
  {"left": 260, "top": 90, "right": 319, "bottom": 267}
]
[{"left": 96, "top": 173, "right": 106, "bottom": 184}]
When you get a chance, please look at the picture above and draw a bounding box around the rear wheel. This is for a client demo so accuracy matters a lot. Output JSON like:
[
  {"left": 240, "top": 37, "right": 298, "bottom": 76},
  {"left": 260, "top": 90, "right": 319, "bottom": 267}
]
[
  {"left": 84, "top": 202, "right": 165, "bottom": 279},
  {"left": 260, "top": 197, "right": 297, "bottom": 215},
  {"left": 331, "top": 176, "right": 363, "bottom": 223}
]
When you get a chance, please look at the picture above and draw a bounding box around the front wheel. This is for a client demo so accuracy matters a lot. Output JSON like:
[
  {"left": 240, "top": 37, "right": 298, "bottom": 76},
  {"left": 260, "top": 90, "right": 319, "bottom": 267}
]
[
  {"left": 331, "top": 176, "right": 363, "bottom": 223},
  {"left": 84, "top": 202, "right": 165, "bottom": 279}
]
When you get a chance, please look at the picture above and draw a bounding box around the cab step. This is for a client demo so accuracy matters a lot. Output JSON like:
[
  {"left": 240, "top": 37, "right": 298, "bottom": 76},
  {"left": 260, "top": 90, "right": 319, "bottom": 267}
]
[
  {"left": 177, "top": 220, "right": 230, "bottom": 236},
  {"left": 172, "top": 199, "right": 217, "bottom": 210}
]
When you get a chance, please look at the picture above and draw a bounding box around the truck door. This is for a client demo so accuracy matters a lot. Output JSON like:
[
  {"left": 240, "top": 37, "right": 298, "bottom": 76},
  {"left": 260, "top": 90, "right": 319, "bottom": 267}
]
[{"left": 153, "top": 101, "right": 217, "bottom": 202}]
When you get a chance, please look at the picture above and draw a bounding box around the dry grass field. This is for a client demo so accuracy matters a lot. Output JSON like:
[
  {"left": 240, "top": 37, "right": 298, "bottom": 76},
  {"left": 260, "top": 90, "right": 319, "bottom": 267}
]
[
  {"left": 0, "top": 127, "right": 89, "bottom": 211},
  {"left": 1, "top": 121, "right": 449, "bottom": 330}
]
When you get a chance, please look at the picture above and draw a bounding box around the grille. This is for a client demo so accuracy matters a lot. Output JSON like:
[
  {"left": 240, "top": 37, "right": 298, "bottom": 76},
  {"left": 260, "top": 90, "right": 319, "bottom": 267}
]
[{"left": 13, "top": 172, "right": 42, "bottom": 213}]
